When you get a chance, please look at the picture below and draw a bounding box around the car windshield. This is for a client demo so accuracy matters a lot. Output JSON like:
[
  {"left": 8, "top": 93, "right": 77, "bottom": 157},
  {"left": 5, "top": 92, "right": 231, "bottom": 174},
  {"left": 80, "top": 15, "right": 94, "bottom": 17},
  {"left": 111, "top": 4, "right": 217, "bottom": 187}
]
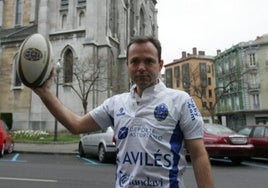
[
  {"left": 238, "top": 127, "right": 252, "bottom": 136},
  {"left": 204, "top": 124, "right": 234, "bottom": 134}
]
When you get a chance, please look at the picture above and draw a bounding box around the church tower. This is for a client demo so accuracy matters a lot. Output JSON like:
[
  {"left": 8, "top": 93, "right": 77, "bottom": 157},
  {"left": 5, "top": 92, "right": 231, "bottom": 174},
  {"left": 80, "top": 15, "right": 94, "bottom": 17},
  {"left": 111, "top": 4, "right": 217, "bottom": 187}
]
[{"left": 0, "top": 0, "right": 158, "bottom": 131}]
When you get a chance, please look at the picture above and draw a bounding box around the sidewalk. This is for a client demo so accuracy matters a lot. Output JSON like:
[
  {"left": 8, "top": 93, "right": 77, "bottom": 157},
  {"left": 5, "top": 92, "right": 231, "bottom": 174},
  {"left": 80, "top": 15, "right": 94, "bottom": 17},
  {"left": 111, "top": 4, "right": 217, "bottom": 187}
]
[{"left": 14, "top": 142, "right": 78, "bottom": 155}]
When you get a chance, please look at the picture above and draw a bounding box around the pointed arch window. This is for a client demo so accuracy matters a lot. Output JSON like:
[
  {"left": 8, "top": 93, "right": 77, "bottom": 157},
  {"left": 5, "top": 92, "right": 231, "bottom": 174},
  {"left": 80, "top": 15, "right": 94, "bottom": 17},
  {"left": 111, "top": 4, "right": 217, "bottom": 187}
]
[
  {"left": 61, "top": 14, "right": 67, "bottom": 29},
  {"left": 12, "top": 53, "right": 22, "bottom": 88},
  {"left": 78, "top": 11, "right": 85, "bottom": 27},
  {"left": 64, "top": 49, "right": 73, "bottom": 83},
  {"left": 109, "top": 0, "right": 118, "bottom": 37},
  {"left": 139, "top": 8, "right": 145, "bottom": 35},
  {"left": 130, "top": 1, "right": 135, "bottom": 37}
]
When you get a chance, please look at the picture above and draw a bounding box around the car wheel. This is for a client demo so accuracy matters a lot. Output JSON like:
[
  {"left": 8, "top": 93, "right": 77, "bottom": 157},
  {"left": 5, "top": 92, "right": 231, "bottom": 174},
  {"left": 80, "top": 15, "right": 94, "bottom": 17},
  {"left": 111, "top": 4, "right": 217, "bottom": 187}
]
[
  {"left": 7, "top": 142, "right": 15, "bottom": 154},
  {"left": 78, "top": 142, "right": 86, "bottom": 157},
  {"left": 0, "top": 143, "right": 5, "bottom": 158},
  {"left": 98, "top": 144, "right": 107, "bottom": 163}
]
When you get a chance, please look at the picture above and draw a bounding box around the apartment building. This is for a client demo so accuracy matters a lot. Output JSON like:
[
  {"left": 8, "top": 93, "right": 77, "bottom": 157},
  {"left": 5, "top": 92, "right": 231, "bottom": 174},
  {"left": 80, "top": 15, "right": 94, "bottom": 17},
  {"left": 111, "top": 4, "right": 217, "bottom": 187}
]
[
  {"left": 164, "top": 48, "right": 216, "bottom": 123},
  {"left": 214, "top": 34, "right": 268, "bottom": 130}
]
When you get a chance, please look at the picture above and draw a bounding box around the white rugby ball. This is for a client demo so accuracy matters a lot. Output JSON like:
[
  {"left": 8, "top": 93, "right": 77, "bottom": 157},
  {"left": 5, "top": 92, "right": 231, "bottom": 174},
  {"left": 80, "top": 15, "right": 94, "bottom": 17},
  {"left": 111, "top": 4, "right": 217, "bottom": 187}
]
[{"left": 16, "top": 33, "right": 54, "bottom": 87}]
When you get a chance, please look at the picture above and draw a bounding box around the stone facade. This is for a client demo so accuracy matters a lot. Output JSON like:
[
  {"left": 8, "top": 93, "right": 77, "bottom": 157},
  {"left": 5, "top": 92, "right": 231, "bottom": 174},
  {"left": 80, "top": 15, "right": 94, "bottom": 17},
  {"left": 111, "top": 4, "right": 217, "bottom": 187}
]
[{"left": 0, "top": 0, "right": 159, "bottom": 131}]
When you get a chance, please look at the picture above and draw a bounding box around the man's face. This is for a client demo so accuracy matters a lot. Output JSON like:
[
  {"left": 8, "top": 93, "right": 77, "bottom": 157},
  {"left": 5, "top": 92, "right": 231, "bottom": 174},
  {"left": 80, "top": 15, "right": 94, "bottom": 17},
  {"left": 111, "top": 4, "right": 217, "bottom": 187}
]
[{"left": 127, "top": 42, "right": 163, "bottom": 91}]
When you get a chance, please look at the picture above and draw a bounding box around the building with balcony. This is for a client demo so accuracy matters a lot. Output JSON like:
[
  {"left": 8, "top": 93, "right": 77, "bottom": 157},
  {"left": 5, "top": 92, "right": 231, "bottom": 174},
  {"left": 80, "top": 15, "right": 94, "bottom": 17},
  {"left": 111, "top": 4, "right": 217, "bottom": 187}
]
[
  {"left": 214, "top": 34, "right": 268, "bottom": 130},
  {"left": 0, "top": 0, "right": 158, "bottom": 131},
  {"left": 164, "top": 48, "right": 216, "bottom": 123}
]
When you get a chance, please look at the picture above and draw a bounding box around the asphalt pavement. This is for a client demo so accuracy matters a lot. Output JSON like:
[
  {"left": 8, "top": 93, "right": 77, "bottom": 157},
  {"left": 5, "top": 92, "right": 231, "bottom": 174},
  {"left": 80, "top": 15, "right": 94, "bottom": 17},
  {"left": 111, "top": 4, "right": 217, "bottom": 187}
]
[{"left": 14, "top": 142, "right": 78, "bottom": 155}]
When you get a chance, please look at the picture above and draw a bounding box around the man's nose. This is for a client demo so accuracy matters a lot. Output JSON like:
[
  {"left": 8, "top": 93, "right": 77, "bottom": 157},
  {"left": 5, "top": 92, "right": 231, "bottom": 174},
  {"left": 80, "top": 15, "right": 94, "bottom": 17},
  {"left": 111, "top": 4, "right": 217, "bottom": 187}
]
[{"left": 137, "top": 62, "right": 146, "bottom": 70}]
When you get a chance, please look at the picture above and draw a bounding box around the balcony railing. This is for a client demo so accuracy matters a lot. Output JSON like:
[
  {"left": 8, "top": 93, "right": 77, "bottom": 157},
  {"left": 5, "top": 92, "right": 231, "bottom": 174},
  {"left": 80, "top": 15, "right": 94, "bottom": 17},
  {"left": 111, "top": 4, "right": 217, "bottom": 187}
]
[{"left": 248, "top": 83, "right": 260, "bottom": 92}]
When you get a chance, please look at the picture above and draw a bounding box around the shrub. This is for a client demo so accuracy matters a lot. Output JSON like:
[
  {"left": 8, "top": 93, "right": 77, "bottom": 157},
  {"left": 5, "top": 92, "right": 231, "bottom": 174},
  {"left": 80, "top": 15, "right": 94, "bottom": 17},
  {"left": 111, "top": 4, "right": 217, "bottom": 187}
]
[{"left": 13, "top": 130, "right": 50, "bottom": 140}]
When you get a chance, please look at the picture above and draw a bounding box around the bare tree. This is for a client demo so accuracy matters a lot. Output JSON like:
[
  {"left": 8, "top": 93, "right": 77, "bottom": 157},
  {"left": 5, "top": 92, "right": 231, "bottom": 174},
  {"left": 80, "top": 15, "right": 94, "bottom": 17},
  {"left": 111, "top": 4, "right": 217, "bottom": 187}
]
[
  {"left": 187, "top": 66, "right": 217, "bottom": 123},
  {"left": 63, "top": 57, "right": 108, "bottom": 115},
  {"left": 189, "top": 62, "right": 253, "bottom": 123}
]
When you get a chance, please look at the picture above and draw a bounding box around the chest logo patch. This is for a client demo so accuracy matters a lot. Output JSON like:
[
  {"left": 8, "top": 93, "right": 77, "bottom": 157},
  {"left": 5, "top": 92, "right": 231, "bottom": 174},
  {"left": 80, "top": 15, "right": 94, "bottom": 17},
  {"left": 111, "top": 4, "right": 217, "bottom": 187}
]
[
  {"left": 154, "top": 103, "right": 168, "bottom": 121},
  {"left": 118, "top": 127, "right": 129, "bottom": 139}
]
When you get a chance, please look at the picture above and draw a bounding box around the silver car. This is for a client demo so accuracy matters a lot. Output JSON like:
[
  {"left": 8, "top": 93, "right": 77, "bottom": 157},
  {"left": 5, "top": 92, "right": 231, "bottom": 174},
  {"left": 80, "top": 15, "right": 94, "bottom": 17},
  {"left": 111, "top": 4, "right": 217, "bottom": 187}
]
[{"left": 78, "top": 126, "right": 116, "bottom": 163}]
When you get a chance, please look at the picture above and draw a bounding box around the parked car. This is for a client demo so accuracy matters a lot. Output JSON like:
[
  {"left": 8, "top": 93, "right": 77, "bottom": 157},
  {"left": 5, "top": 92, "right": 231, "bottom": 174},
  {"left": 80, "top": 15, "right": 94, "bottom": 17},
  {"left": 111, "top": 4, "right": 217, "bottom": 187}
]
[
  {"left": 203, "top": 123, "right": 254, "bottom": 164},
  {"left": 78, "top": 126, "right": 116, "bottom": 163},
  {"left": 0, "top": 119, "right": 15, "bottom": 157},
  {"left": 237, "top": 125, "right": 268, "bottom": 158}
]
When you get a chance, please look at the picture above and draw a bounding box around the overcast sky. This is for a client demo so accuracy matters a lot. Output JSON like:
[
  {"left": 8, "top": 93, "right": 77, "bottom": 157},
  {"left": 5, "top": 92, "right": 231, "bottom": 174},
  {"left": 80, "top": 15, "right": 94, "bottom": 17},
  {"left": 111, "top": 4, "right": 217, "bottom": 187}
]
[{"left": 156, "top": 0, "right": 268, "bottom": 64}]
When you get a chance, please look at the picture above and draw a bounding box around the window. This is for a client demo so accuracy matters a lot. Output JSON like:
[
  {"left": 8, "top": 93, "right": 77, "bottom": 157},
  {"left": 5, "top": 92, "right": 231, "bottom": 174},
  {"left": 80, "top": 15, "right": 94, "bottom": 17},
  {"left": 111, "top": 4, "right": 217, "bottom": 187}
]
[
  {"left": 64, "top": 49, "right": 73, "bottom": 83},
  {"left": 202, "top": 102, "right": 207, "bottom": 110},
  {"left": 199, "top": 63, "right": 207, "bottom": 87},
  {"left": 139, "top": 8, "right": 145, "bottom": 35},
  {"left": 207, "top": 65, "right": 211, "bottom": 73},
  {"left": 12, "top": 53, "right": 22, "bottom": 88},
  {"left": 208, "top": 77, "right": 211, "bottom": 85},
  {"left": 165, "top": 68, "right": 173, "bottom": 88},
  {"left": 61, "top": 0, "right": 69, "bottom": 6},
  {"left": 78, "top": 0, "right": 86, "bottom": 3},
  {"left": 234, "top": 95, "right": 240, "bottom": 110},
  {"left": 249, "top": 53, "right": 256, "bottom": 66},
  {"left": 209, "top": 102, "right": 213, "bottom": 108},
  {"left": 265, "top": 128, "right": 268, "bottom": 138},
  {"left": 182, "top": 63, "right": 190, "bottom": 88},
  {"left": 109, "top": 0, "right": 118, "bottom": 37},
  {"left": 256, "top": 117, "right": 268, "bottom": 125},
  {"left": 239, "top": 127, "right": 252, "bottom": 136},
  {"left": 129, "top": 2, "right": 135, "bottom": 37},
  {"left": 252, "top": 94, "right": 260, "bottom": 109},
  {"left": 208, "top": 89, "right": 212, "bottom": 98},
  {"left": 15, "top": 0, "right": 22, "bottom": 25},
  {"left": 78, "top": 11, "right": 85, "bottom": 27},
  {"left": 253, "top": 127, "right": 264, "bottom": 138},
  {"left": 61, "top": 14, "right": 67, "bottom": 29},
  {"left": 174, "top": 66, "right": 180, "bottom": 87},
  {"left": 266, "top": 51, "right": 268, "bottom": 66}
]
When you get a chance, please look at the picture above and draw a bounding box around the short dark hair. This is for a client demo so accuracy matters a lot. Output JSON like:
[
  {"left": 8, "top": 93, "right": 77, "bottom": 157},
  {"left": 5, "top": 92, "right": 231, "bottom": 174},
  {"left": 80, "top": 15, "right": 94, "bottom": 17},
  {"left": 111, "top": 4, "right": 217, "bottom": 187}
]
[{"left": 126, "top": 36, "right": 162, "bottom": 62}]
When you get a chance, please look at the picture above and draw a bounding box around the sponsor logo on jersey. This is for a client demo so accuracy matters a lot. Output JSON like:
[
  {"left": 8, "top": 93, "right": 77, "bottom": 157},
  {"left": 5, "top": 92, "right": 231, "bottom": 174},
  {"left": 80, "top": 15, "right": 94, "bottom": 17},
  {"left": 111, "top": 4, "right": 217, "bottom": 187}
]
[
  {"left": 119, "top": 171, "right": 163, "bottom": 187},
  {"left": 116, "top": 107, "right": 126, "bottom": 117},
  {"left": 187, "top": 99, "right": 201, "bottom": 121},
  {"left": 129, "top": 126, "right": 163, "bottom": 141},
  {"left": 154, "top": 103, "right": 168, "bottom": 121}
]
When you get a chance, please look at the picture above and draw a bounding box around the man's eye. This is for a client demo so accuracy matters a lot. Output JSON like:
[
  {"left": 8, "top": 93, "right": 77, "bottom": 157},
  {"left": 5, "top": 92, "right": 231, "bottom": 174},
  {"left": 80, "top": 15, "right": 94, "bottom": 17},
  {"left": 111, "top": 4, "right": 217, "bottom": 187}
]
[
  {"left": 145, "top": 59, "right": 154, "bottom": 65},
  {"left": 131, "top": 60, "right": 139, "bottom": 64}
]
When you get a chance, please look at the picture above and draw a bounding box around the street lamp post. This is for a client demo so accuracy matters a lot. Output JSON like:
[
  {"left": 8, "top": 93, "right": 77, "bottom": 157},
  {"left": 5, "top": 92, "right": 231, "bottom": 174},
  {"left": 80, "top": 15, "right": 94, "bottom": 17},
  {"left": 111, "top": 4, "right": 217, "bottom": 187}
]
[{"left": 54, "top": 61, "right": 61, "bottom": 141}]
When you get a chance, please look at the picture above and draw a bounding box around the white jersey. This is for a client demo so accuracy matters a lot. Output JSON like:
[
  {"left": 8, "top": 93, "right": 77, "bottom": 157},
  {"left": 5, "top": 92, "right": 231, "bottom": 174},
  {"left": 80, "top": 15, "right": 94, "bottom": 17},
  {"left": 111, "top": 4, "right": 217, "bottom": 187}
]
[{"left": 90, "top": 81, "right": 204, "bottom": 188}]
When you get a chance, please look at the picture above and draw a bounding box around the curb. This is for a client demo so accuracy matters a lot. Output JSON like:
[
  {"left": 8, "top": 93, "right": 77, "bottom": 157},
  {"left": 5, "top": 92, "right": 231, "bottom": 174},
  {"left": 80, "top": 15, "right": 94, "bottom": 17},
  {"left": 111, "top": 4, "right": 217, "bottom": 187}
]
[{"left": 13, "top": 143, "right": 79, "bottom": 155}]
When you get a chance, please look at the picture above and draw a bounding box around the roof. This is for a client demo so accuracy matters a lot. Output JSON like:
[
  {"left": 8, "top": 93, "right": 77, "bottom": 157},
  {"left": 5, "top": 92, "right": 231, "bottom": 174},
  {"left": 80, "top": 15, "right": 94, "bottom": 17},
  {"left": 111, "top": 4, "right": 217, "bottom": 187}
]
[{"left": 0, "top": 24, "right": 37, "bottom": 45}]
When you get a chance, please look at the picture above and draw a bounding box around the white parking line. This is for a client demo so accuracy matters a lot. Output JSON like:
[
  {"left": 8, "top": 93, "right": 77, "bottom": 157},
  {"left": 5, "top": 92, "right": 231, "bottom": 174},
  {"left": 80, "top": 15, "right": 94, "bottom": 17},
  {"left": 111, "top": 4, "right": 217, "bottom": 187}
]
[{"left": 0, "top": 177, "right": 58, "bottom": 183}]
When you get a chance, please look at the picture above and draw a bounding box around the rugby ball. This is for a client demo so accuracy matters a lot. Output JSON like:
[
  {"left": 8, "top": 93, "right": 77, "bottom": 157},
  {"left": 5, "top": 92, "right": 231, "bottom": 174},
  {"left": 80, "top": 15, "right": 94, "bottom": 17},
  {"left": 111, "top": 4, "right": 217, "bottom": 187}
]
[{"left": 16, "top": 33, "right": 54, "bottom": 87}]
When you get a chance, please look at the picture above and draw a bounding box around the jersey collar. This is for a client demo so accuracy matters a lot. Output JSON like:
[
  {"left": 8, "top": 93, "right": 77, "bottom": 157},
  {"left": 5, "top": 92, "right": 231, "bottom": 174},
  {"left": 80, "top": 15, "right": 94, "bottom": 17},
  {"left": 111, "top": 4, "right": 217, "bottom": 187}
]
[{"left": 130, "top": 79, "right": 166, "bottom": 98}]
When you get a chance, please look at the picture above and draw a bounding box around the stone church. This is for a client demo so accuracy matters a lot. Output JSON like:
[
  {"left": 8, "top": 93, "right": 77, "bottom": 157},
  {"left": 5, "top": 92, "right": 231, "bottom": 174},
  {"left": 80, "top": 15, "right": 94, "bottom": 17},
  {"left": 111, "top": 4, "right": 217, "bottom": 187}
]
[{"left": 0, "top": 0, "right": 158, "bottom": 131}]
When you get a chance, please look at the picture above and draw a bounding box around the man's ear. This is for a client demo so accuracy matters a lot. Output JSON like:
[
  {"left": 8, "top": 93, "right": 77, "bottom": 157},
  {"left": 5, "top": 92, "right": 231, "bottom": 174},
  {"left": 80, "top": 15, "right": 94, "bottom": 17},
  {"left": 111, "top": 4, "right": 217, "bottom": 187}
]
[{"left": 159, "top": 59, "right": 164, "bottom": 71}]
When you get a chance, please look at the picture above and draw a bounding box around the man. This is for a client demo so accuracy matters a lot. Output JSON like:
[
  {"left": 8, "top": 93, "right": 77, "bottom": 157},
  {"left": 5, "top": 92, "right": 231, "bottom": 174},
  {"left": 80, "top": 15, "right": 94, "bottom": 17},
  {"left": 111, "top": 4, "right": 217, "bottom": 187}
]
[{"left": 33, "top": 36, "right": 214, "bottom": 188}]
